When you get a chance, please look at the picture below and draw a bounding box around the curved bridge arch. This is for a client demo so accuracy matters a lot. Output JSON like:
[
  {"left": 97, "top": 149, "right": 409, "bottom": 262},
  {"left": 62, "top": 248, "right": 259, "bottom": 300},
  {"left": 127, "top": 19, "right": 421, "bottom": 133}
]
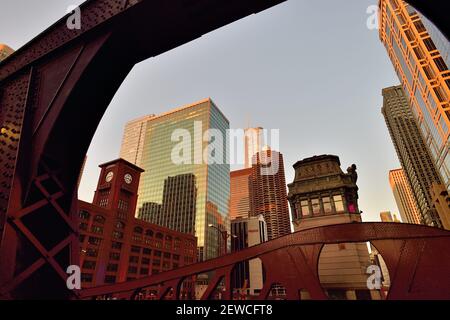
[
  {"left": 79, "top": 223, "right": 450, "bottom": 300},
  {"left": 0, "top": 0, "right": 448, "bottom": 299}
]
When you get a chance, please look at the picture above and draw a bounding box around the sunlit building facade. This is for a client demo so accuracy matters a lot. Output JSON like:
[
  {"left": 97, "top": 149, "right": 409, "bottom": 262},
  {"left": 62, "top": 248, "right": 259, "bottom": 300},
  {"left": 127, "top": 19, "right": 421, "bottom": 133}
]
[
  {"left": 389, "top": 169, "right": 422, "bottom": 224},
  {"left": 229, "top": 168, "right": 252, "bottom": 220},
  {"left": 382, "top": 85, "right": 442, "bottom": 226},
  {"left": 379, "top": 0, "right": 450, "bottom": 192},
  {"left": 120, "top": 99, "right": 230, "bottom": 261}
]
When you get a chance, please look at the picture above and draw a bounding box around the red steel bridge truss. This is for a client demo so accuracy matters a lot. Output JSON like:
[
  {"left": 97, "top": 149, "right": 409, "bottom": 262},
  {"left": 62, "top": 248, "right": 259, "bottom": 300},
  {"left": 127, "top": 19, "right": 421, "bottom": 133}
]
[{"left": 0, "top": 0, "right": 449, "bottom": 300}]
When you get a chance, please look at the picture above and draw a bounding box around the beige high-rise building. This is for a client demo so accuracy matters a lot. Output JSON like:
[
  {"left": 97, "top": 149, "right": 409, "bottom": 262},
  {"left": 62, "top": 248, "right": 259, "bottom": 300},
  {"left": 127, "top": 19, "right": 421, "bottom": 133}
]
[
  {"left": 382, "top": 86, "right": 443, "bottom": 227},
  {"left": 389, "top": 169, "right": 421, "bottom": 224},
  {"left": 244, "top": 127, "right": 263, "bottom": 168},
  {"left": 380, "top": 211, "right": 394, "bottom": 222},
  {"left": 380, "top": 211, "right": 402, "bottom": 223},
  {"left": 0, "top": 44, "right": 14, "bottom": 62},
  {"left": 119, "top": 114, "right": 155, "bottom": 166}
]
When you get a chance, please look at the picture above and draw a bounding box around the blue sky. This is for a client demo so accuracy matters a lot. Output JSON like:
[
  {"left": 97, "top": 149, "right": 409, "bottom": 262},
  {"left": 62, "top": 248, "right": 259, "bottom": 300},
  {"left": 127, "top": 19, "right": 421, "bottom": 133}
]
[{"left": 1, "top": 0, "right": 402, "bottom": 222}]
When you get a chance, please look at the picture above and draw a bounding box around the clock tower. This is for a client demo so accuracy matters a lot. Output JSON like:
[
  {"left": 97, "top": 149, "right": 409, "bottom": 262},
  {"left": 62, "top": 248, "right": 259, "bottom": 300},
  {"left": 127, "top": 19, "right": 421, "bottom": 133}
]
[{"left": 93, "top": 158, "right": 144, "bottom": 219}]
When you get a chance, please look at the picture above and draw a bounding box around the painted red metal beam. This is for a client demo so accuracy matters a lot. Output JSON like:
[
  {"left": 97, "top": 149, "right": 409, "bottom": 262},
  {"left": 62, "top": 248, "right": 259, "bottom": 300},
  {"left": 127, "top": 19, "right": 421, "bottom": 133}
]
[{"left": 79, "top": 223, "right": 450, "bottom": 300}]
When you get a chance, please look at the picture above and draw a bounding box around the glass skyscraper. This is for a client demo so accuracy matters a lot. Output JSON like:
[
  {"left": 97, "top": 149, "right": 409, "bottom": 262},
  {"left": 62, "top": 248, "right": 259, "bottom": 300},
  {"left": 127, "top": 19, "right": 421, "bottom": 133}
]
[
  {"left": 120, "top": 98, "right": 230, "bottom": 261},
  {"left": 379, "top": 0, "right": 450, "bottom": 192}
]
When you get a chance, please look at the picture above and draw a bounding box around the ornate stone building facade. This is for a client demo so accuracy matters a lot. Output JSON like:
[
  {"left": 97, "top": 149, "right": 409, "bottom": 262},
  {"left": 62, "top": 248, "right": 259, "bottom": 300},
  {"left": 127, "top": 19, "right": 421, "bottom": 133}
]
[{"left": 287, "top": 155, "right": 382, "bottom": 300}]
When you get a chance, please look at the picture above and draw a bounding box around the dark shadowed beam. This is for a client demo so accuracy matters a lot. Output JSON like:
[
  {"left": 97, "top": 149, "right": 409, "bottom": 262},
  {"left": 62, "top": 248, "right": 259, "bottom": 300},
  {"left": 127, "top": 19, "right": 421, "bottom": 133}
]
[{"left": 407, "top": 0, "right": 449, "bottom": 40}]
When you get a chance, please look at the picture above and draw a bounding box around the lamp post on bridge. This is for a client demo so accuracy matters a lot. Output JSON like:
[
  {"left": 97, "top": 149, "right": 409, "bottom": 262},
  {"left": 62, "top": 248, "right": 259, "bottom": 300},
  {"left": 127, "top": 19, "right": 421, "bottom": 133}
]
[{"left": 208, "top": 224, "right": 237, "bottom": 256}]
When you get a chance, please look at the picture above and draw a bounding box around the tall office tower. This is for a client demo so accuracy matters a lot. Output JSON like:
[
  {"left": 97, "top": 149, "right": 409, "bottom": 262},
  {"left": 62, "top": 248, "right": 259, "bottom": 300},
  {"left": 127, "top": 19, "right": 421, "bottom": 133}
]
[
  {"left": 231, "top": 215, "right": 267, "bottom": 298},
  {"left": 120, "top": 114, "right": 155, "bottom": 166},
  {"left": 382, "top": 86, "right": 443, "bottom": 227},
  {"left": 380, "top": 211, "right": 402, "bottom": 223},
  {"left": 388, "top": 169, "right": 422, "bottom": 224},
  {"left": 0, "top": 44, "right": 14, "bottom": 62},
  {"left": 120, "top": 98, "right": 230, "bottom": 261},
  {"left": 249, "top": 148, "right": 291, "bottom": 240},
  {"left": 379, "top": 0, "right": 450, "bottom": 193},
  {"left": 288, "top": 155, "right": 380, "bottom": 300},
  {"left": 244, "top": 127, "right": 263, "bottom": 168},
  {"left": 229, "top": 168, "right": 252, "bottom": 220},
  {"left": 380, "top": 211, "right": 394, "bottom": 222}
]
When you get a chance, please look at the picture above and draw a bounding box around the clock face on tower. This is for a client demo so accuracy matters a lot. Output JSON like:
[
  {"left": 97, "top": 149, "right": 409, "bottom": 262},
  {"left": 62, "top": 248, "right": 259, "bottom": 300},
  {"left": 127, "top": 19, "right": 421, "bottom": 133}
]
[
  {"left": 105, "top": 171, "right": 114, "bottom": 182},
  {"left": 124, "top": 173, "right": 133, "bottom": 184}
]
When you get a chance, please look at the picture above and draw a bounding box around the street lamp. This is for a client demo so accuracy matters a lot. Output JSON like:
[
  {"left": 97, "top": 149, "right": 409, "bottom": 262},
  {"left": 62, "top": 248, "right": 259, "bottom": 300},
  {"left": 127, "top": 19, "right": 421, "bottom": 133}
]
[{"left": 208, "top": 224, "right": 237, "bottom": 255}]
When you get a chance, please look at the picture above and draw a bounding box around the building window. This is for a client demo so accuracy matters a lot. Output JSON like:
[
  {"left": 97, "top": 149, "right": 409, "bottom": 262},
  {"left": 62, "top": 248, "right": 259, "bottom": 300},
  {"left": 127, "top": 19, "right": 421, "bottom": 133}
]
[
  {"left": 112, "top": 231, "right": 124, "bottom": 240},
  {"left": 85, "top": 248, "right": 98, "bottom": 257},
  {"left": 79, "top": 210, "right": 90, "bottom": 220},
  {"left": 82, "top": 260, "right": 96, "bottom": 270},
  {"left": 311, "top": 198, "right": 320, "bottom": 215},
  {"left": 134, "top": 226, "right": 143, "bottom": 234},
  {"left": 81, "top": 273, "right": 93, "bottom": 283},
  {"left": 79, "top": 222, "right": 88, "bottom": 231},
  {"left": 115, "top": 221, "right": 125, "bottom": 229},
  {"left": 118, "top": 199, "right": 129, "bottom": 212},
  {"left": 152, "top": 260, "right": 161, "bottom": 267},
  {"left": 142, "top": 258, "right": 150, "bottom": 265},
  {"left": 322, "top": 197, "right": 332, "bottom": 214},
  {"left": 128, "top": 266, "right": 137, "bottom": 274},
  {"left": 107, "top": 263, "right": 118, "bottom": 272},
  {"left": 333, "top": 195, "right": 345, "bottom": 213},
  {"left": 155, "top": 233, "right": 164, "bottom": 240},
  {"left": 131, "top": 246, "right": 141, "bottom": 253},
  {"left": 300, "top": 200, "right": 310, "bottom": 216},
  {"left": 140, "top": 268, "right": 149, "bottom": 275},
  {"left": 94, "top": 215, "right": 106, "bottom": 224},
  {"left": 91, "top": 225, "right": 103, "bottom": 234},
  {"left": 129, "top": 256, "right": 139, "bottom": 264},
  {"left": 111, "top": 241, "right": 122, "bottom": 250},
  {"left": 99, "top": 199, "right": 108, "bottom": 207},
  {"left": 145, "top": 229, "right": 154, "bottom": 237},
  {"left": 143, "top": 248, "right": 152, "bottom": 255},
  {"left": 109, "top": 252, "right": 120, "bottom": 261},
  {"left": 104, "top": 275, "right": 116, "bottom": 284},
  {"left": 88, "top": 237, "right": 101, "bottom": 246}
]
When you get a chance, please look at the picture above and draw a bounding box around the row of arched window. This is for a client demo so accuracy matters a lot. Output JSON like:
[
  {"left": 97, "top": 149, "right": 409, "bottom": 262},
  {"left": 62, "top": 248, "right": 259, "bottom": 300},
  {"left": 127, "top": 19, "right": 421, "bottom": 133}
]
[{"left": 80, "top": 210, "right": 187, "bottom": 247}]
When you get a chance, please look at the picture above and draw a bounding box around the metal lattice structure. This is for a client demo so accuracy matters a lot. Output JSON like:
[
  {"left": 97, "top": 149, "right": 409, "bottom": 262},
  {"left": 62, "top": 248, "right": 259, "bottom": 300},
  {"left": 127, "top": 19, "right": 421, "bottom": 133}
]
[
  {"left": 0, "top": 0, "right": 449, "bottom": 299},
  {"left": 78, "top": 223, "right": 450, "bottom": 300}
]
